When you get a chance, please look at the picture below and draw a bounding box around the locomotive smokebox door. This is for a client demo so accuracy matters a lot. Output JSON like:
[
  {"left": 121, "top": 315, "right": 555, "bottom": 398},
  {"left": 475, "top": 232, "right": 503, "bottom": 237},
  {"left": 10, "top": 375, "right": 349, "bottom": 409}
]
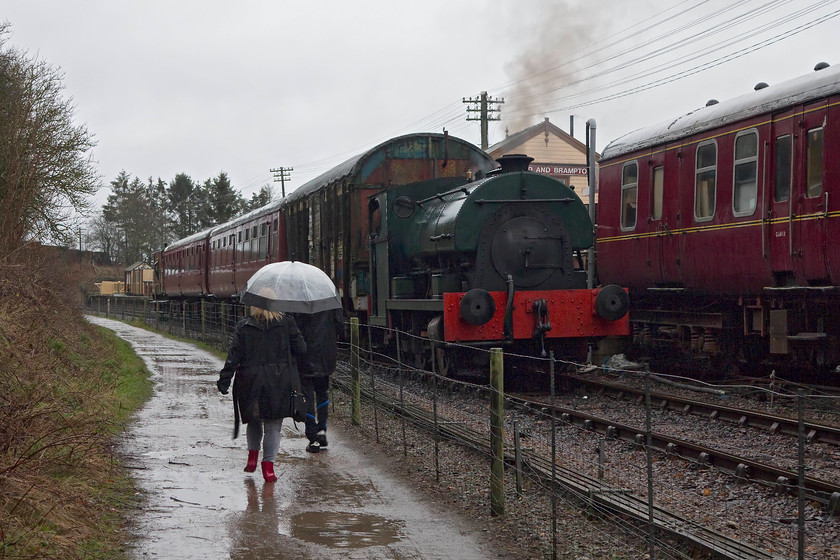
[{"left": 490, "top": 212, "right": 567, "bottom": 288}]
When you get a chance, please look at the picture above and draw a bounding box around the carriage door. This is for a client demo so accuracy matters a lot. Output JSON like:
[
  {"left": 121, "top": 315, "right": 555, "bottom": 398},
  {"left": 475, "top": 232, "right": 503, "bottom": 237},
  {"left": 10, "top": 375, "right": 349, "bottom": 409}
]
[
  {"left": 647, "top": 154, "right": 667, "bottom": 284},
  {"left": 368, "top": 194, "right": 389, "bottom": 328},
  {"left": 793, "top": 101, "right": 829, "bottom": 282},
  {"left": 768, "top": 110, "right": 795, "bottom": 279},
  {"left": 309, "top": 194, "right": 322, "bottom": 268}
]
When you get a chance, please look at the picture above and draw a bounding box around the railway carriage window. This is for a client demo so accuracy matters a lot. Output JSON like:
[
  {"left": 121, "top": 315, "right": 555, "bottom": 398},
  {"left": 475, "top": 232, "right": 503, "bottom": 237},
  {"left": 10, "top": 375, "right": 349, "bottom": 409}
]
[
  {"left": 238, "top": 231, "right": 242, "bottom": 243},
  {"left": 651, "top": 166, "right": 663, "bottom": 220},
  {"left": 620, "top": 162, "right": 638, "bottom": 230},
  {"left": 774, "top": 135, "right": 791, "bottom": 202},
  {"left": 273, "top": 218, "right": 278, "bottom": 231},
  {"left": 733, "top": 130, "right": 758, "bottom": 216},
  {"left": 806, "top": 127, "right": 824, "bottom": 198},
  {"left": 694, "top": 141, "right": 717, "bottom": 221},
  {"left": 252, "top": 225, "right": 258, "bottom": 238}
]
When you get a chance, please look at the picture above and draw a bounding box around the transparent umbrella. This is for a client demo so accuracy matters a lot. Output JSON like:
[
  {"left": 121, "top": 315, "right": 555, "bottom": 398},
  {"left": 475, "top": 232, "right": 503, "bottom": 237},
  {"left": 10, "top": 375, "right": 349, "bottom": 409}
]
[{"left": 239, "top": 261, "right": 341, "bottom": 314}]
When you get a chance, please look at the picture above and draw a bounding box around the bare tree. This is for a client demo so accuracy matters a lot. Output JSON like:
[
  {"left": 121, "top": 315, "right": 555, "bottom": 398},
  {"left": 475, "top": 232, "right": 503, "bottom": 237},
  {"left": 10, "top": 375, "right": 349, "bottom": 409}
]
[
  {"left": 0, "top": 24, "right": 99, "bottom": 254},
  {"left": 84, "top": 212, "right": 119, "bottom": 260}
]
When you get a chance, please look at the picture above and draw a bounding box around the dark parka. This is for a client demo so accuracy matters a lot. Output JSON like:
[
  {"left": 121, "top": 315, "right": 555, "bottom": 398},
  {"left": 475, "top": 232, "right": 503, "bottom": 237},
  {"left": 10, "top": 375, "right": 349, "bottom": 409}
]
[
  {"left": 218, "top": 314, "right": 307, "bottom": 428},
  {"left": 292, "top": 308, "right": 343, "bottom": 377}
]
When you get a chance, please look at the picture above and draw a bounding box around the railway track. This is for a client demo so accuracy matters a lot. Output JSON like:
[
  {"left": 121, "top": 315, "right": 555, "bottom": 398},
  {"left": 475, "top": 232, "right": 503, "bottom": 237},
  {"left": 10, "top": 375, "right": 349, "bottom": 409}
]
[
  {"left": 359, "top": 356, "right": 840, "bottom": 508},
  {"left": 563, "top": 372, "right": 840, "bottom": 445},
  {"left": 333, "top": 368, "right": 803, "bottom": 560},
  {"left": 505, "top": 392, "right": 840, "bottom": 508}
]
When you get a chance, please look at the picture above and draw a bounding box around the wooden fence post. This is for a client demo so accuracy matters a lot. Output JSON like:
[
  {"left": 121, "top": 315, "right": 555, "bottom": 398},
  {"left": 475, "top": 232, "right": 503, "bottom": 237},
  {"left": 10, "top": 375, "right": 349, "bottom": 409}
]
[
  {"left": 490, "top": 347, "right": 505, "bottom": 516},
  {"left": 350, "top": 317, "right": 361, "bottom": 425}
]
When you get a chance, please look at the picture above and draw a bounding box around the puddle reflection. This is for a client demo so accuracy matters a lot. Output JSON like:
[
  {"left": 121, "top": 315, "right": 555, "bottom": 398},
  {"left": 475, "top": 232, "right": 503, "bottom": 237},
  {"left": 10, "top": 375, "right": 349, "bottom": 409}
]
[
  {"left": 229, "top": 479, "right": 292, "bottom": 559},
  {"left": 290, "top": 511, "right": 403, "bottom": 548}
]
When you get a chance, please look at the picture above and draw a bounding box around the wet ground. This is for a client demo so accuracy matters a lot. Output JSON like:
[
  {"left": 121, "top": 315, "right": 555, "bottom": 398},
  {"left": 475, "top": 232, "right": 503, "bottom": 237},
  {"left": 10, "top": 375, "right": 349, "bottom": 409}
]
[{"left": 88, "top": 316, "right": 512, "bottom": 559}]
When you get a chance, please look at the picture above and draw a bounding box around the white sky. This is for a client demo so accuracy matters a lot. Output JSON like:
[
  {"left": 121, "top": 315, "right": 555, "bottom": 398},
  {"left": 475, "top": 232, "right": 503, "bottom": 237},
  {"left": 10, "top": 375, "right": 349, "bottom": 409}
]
[{"left": 3, "top": 0, "right": 838, "bottom": 212}]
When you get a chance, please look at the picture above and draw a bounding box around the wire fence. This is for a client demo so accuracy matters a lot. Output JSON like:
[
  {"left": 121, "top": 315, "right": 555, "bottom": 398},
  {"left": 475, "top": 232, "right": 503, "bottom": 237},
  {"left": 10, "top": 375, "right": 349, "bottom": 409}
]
[{"left": 86, "top": 294, "right": 840, "bottom": 560}]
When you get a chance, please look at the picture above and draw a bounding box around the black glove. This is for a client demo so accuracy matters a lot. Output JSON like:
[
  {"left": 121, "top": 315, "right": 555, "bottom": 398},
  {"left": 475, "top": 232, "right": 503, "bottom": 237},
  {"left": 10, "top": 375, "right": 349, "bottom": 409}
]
[{"left": 217, "top": 378, "right": 230, "bottom": 395}]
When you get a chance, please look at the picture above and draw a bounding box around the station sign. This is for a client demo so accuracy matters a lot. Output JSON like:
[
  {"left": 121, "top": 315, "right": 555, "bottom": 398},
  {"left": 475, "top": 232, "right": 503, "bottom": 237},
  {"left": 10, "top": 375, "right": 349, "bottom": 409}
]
[{"left": 528, "top": 163, "right": 588, "bottom": 176}]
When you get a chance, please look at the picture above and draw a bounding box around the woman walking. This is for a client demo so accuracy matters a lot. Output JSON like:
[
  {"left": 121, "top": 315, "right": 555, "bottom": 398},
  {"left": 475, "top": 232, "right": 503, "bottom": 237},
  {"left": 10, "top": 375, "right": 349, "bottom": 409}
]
[{"left": 217, "top": 300, "right": 306, "bottom": 482}]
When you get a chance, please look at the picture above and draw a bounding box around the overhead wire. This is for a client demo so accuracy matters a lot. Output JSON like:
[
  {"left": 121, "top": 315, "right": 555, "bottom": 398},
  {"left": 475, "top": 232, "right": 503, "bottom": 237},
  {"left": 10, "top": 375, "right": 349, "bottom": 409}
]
[
  {"left": 538, "top": 6, "right": 840, "bottom": 114},
  {"left": 503, "top": 0, "right": 832, "bottom": 115},
  {"left": 281, "top": 0, "right": 838, "bottom": 190},
  {"left": 500, "top": 0, "right": 755, "bottom": 99}
]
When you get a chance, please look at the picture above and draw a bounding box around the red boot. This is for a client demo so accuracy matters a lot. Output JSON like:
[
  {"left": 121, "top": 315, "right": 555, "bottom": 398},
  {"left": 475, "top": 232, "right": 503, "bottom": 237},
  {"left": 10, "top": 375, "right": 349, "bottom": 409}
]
[
  {"left": 244, "top": 450, "right": 259, "bottom": 473},
  {"left": 261, "top": 461, "right": 277, "bottom": 483}
]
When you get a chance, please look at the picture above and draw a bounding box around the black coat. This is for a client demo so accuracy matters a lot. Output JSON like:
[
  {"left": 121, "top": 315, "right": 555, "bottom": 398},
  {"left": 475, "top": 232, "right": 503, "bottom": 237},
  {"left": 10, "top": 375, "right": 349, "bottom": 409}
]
[
  {"left": 218, "top": 314, "right": 307, "bottom": 425},
  {"left": 292, "top": 308, "right": 343, "bottom": 378}
]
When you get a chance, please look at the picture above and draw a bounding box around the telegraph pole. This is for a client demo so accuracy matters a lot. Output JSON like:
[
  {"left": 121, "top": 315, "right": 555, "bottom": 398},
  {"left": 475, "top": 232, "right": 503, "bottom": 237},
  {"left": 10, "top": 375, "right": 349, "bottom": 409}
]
[
  {"left": 462, "top": 91, "right": 504, "bottom": 150},
  {"left": 270, "top": 166, "right": 293, "bottom": 197}
]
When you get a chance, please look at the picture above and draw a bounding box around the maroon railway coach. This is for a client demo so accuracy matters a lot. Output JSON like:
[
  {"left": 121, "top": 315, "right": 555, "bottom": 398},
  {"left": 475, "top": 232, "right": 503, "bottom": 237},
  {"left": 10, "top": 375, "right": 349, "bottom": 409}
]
[
  {"left": 157, "top": 200, "right": 287, "bottom": 299},
  {"left": 597, "top": 62, "right": 840, "bottom": 371},
  {"left": 158, "top": 132, "right": 497, "bottom": 309}
]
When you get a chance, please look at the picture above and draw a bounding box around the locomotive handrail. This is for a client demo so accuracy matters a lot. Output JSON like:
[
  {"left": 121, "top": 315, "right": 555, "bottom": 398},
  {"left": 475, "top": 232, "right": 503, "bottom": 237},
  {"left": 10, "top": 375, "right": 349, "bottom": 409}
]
[
  {"left": 473, "top": 197, "right": 577, "bottom": 205},
  {"left": 416, "top": 186, "right": 471, "bottom": 206},
  {"left": 503, "top": 274, "right": 515, "bottom": 343}
]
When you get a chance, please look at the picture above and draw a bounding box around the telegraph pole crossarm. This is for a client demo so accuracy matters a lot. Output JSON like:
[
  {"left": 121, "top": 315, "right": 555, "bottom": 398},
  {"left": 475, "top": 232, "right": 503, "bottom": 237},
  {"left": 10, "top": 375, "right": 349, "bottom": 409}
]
[
  {"left": 462, "top": 91, "right": 504, "bottom": 150},
  {"left": 270, "top": 166, "right": 293, "bottom": 198}
]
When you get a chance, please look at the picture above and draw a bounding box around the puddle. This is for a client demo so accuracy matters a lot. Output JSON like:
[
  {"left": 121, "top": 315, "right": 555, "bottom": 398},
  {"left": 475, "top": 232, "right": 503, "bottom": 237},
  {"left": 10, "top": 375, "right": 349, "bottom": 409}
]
[{"left": 291, "top": 511, "right": 403, "bottom": 548}]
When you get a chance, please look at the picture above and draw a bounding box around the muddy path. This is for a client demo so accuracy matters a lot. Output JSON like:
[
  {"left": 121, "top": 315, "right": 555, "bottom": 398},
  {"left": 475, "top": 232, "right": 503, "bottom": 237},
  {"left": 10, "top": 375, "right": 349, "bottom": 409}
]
[{"left": 89, "top": 316, "right": 512, "bottom": 559}]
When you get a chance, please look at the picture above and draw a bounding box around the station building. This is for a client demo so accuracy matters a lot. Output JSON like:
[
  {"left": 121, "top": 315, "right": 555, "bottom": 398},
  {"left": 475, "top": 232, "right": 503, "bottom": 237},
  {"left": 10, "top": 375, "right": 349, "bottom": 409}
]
[{"left": 487, "top": 117, "right": 598, "bottom": 208}]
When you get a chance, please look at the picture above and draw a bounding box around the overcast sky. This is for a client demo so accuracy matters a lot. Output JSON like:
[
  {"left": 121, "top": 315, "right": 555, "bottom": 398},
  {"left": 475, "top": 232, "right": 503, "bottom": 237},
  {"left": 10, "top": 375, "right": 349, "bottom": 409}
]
[{"left": 4, "top": 0, "right": 838, "bottom": 211}]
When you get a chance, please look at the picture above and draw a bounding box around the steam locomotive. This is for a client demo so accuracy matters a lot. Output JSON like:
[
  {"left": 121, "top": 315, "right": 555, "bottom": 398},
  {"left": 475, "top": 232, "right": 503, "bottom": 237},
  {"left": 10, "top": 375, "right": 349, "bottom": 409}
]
[
  {"left": 597, "top": 62, "right": 840, "bottom": 372},
  {"left": 156, "top": 132, "right": 630, "bottom": 372}
]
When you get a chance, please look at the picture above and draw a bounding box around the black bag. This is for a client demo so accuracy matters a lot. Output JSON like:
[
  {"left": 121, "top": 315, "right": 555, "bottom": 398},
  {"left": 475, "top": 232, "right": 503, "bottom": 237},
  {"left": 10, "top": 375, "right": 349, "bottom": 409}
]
[
  {"left": 290, "top": 390, "right": 307, "bottom": 423},
  {"left": 285, "top": 324, "right": 307, "bottom": 423}
]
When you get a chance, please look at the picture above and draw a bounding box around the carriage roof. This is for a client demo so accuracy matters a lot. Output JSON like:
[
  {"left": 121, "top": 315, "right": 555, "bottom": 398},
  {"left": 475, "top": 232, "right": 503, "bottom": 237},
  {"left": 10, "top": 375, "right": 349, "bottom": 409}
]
[{"left": 602, "top": 63, "right": 840, "bottom": 160}]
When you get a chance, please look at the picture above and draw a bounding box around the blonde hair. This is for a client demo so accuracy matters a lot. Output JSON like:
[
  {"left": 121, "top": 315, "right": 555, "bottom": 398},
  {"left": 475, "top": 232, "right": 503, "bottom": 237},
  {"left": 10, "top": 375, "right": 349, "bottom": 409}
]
[
  {"left": 251, "top": 306, "right": 282, "bottom": 323},
  {"left": 251, "top": 286, "right": 282, "bottom": 323}
]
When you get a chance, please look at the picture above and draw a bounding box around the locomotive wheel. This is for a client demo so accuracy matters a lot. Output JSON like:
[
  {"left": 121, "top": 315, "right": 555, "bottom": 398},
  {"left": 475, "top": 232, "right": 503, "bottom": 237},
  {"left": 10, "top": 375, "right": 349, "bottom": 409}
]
[{"left": 435, "top": 346, "right": 456, "bottom": 377}]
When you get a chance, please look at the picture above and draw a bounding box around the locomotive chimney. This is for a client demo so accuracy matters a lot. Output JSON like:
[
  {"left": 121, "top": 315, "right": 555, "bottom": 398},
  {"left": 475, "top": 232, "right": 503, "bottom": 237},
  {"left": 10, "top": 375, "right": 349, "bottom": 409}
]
[{"left": 495, "top": 154, "right": 534, "bottom": 174}]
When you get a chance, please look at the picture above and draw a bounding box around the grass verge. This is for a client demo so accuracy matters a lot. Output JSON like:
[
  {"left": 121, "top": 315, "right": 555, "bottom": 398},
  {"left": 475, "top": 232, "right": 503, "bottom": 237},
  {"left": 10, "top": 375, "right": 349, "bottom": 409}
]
[{"left": 0, "top": 250, "right": 152, "bottom": 559}]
